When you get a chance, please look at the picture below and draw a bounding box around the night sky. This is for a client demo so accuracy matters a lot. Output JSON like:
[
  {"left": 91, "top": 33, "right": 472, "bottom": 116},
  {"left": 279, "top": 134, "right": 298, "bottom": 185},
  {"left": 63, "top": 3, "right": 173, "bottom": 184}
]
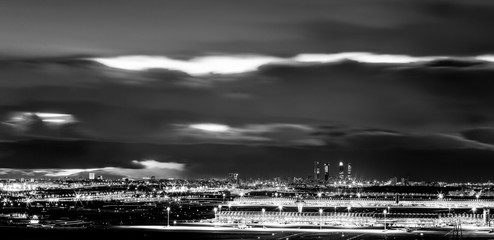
[{"left": 1, "top": 0, "right": 494, "bottom": 181}]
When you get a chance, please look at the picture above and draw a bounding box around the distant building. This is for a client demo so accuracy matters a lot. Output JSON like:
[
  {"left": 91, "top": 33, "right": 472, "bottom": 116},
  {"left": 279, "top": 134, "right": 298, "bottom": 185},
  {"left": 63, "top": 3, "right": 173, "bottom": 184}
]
[
  {"left": 338, "top": 161, "right": 345, "bottom": 180},
  {"left": 228, "top": 173, "right": 239, "bottom": 184},
  {"left": 88, "top": 173, "right": 95, "bottom": 180},
  {"left": 314, "top": 161, "right": 320, "bottom": 181},
  {"left": 97, "top": 175, "right": 103, "bottom": 180},
  {"left": 324, "top": 163, "right": 330, "bottom": 181},
  {"left": 347, "top": 163, "right": 352, "bottom": 181}
]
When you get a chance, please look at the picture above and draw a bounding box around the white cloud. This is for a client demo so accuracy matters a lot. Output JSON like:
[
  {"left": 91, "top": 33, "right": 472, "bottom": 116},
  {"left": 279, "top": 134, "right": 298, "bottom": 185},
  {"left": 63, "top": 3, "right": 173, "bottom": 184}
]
[
  {"left": 90, "top": 52, "right": 494, "bottom": 76},
  {"left": 189, "top": 123, "right": 230, "bottom": 132},
  {"left": 131, "top": 159, "right": 184, "bottom": 170},
  {"left": 174, "top": 122, "right": 320, "bottom": 145},
  {"left": 8, "top": 111, "right": 77, "bottom": 125}
]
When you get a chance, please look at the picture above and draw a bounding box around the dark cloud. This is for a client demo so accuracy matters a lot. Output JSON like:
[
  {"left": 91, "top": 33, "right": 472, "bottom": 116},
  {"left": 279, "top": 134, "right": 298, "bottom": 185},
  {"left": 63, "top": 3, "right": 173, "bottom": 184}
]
[
  {"left": 1, "top": 0, "right": 494, "bottom": 57},
  {"left": 461, "top": 128, "right": 494, "bottom": 145},
  {"left": 1, "top": 0, "right": 494, "bottom": 180}
]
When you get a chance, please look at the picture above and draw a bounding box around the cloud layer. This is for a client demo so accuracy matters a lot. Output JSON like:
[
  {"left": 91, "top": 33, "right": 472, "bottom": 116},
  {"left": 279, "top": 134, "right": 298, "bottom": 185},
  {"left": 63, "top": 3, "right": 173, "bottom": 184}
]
[{"left": 1, "top": 0, "right": 494, "bottom": 180}]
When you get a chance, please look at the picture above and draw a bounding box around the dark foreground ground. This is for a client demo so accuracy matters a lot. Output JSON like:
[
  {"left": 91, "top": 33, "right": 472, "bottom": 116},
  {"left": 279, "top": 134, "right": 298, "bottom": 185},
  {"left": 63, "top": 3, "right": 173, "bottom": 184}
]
[{"left": 2, "top": 226, "right": 494, "bottom": 240}]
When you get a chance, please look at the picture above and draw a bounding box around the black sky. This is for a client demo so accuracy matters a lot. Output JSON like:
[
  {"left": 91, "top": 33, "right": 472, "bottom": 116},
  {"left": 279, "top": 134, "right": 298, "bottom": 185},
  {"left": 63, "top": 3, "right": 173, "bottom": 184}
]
[{"left": 1, "top": 0, "right": 494, "bottom": 181}]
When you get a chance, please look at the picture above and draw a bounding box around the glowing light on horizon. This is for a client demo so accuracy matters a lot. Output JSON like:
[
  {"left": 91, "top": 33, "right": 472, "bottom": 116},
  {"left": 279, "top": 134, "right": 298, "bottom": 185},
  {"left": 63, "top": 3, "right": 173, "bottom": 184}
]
[{"left": 189, "top": 123, "right": 230, "bottom": 132}]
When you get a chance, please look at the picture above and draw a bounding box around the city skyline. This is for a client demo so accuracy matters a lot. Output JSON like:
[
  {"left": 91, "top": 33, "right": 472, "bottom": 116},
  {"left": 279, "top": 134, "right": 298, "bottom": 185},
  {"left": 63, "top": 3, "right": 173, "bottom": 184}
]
[{"left": 2, "top": 1, "right": 494, "bottom": 238}]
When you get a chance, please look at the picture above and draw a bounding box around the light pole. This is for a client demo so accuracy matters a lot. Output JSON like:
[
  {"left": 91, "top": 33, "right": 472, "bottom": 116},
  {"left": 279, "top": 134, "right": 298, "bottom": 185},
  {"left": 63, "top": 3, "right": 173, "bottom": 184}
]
[
  {"left": 278, "top": 205, "right": 283, "bottom": 214},
  {"left": 228, "top": 203, "right": 232, "bottom": 211},
  {"left": 347, "top": 206, "right": 351, "bottom": 214},
  {"left": 218, "top": 205, "right": 222, "bottom": 212},
  {"left": 383, "top": 209, "right": 387, "bottom": 231},
  {"left": 319, "top": 209, "right": 323, "bottom": 230},
  {"left": 166, "top": 207, "right": 170, "bottom": 227},
  {"left": 334, "top": 206, "right": 337, "bottom": 215},
  {"left": 262, "top": 208, "right": 266, "bottom": 228},
  {"left": 213, "top": 207, "right": 218, "bottom": 224}
]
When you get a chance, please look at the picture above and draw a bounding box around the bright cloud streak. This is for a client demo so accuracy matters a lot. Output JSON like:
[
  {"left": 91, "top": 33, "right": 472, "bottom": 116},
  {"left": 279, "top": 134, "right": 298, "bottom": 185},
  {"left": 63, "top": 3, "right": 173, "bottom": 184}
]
[
  {"left": 295, "top": 53, "right": 439, "bottom": 64},
  {"left": 92, "top": 55, "right": 283, "bottom": 75},
  {"left": 189, "top": 123, "right": 231, "bottom": 132},
  {"left": 91, "top": 52, "right": 494, "bottom": 76},
  {"left": 131, "top": 159, "right": 184, "bottom": 170},
  {"left": 8, "top": 112, "right": 77, "bottom": 125}
]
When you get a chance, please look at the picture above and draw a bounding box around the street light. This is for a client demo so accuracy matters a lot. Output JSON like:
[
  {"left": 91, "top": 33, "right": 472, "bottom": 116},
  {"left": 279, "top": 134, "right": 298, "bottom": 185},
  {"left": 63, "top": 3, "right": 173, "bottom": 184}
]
[
  {"left": 317, "top": 192, "right": 322, "bottom": 198},
  {"left": 383, "top": 209, "right": 387, "bottom": 231},
  {"left": 334, "top": 206, "right": 337, "bottom": 215},
  {"left": 166, "top": 207, "right": 170, "bottom": 227},
  {"left": 213, "top": 207, "right": 218, "bottom": 223},
  {"left": 438, "top": 193, "right": 444, "bottom": 200},
  {"left": 319, "top": 209, "right": 323, "bottom": 230},
  {"left": 387, "top": 206, "right": 390, "bottom": 214},
  {"left": 262, "top": 208, "right": 266, "bottom": 228},
  {"left": 347, "top": 206, "right": 351, "bottom": 214},
  {"left": 278, "top": 205, "right": 283, "bottom": 214},
  {"left": 472, "top": 207, "right": 477, "bottom": 213}
]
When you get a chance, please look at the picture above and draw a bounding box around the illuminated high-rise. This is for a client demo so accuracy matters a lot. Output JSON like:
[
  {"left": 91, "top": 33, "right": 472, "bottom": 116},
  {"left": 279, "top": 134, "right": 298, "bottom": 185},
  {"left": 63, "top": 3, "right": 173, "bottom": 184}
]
[
  {"left": 324, "top": 163, "right": 330, "bottom": 181},
  {"left": 338, "top": 161, "right": 345, "bottom": 180},
  {"left": 347, "top": 163, "right": 352, "bottom": 180},
  {"left": 314, "top": 161, "right": 320, "bottom": 180}
]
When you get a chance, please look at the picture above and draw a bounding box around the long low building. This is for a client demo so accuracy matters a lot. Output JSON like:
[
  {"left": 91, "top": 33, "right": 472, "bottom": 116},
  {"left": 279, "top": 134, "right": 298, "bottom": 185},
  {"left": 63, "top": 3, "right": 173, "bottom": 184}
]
[
  {"left": 215, "top": 211, "right": 491, "bottom": 228},
  {"left": 229, "top": 197, "right": 494, "bottom": 209}
]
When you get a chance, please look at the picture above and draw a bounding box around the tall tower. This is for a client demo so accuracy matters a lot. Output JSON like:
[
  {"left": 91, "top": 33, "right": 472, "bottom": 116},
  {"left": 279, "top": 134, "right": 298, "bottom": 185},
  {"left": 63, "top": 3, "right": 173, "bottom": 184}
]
[
  {"left": 347, "top": 163, "right": 352, "bottom": 181},
  {"left": 324, "top": 163, "right": 330, "bottom": 181},
  {"left": 338, "top": 161, "right": 345, "bottom": 180},
  {"left": 314, "top": 161, "right": 319, "bottom": 180}
]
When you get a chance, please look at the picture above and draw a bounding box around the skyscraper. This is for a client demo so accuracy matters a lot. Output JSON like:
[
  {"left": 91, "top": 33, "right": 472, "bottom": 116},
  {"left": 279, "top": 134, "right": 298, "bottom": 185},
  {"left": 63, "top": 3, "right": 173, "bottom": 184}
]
[
  {"left": 324, "top": 163, "right": 330, "bottom": 181},
  {"left": 347, "top": 163, "right": 352, "bottom": 181},
  {"left": 338, "top": 161, "right": 345, "bottom": 180},
  {"left": 314, "top": 161, "right": 319, "bottom": 180}
]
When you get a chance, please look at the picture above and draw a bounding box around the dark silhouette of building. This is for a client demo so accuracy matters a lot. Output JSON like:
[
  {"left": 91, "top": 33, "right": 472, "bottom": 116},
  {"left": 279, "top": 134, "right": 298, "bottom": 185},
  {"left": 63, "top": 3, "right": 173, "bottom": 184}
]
[
  {"left": 324, "top": 163, "right": 330, "bottom": 181},
  {"left": 314, "top": 161, "right": 320, "bottom": 181},
  {"left": 228, "top": 173, "right": 239, "bottom": 184}
]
